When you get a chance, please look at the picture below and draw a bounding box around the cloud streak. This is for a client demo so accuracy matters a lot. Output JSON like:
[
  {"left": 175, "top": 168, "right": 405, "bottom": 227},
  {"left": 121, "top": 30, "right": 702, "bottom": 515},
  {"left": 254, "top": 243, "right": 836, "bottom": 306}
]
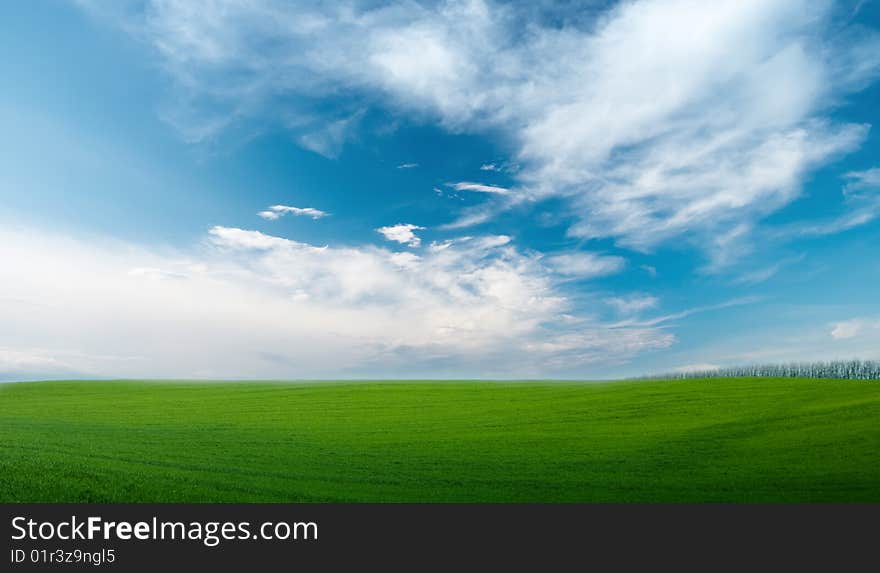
[
  {"left": 449, "top": 182, "right": 510, "bottom": 195},
  {"left": 545, "top": 252, "right": 626, "bottom": 279}
]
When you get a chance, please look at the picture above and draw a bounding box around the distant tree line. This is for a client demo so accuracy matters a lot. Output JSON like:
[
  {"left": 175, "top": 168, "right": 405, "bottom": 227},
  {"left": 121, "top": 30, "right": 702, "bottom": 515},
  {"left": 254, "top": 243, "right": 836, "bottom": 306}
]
[{"left": 642, "top": 360, "right": 880, "bottom": 381}]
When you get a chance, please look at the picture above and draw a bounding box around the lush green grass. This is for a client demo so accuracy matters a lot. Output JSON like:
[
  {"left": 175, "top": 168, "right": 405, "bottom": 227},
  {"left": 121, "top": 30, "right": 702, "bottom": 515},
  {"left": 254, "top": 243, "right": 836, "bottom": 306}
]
[{"left": 1, "top": 378, "right": 879, "bottom": 502}]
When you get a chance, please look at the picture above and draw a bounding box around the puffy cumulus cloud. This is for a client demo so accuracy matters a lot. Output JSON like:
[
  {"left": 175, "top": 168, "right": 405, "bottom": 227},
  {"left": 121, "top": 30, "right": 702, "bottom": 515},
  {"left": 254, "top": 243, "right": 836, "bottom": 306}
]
[
  {"left": 377, "top": 223, "right": 425, "bottom": 247},
  {"left": 0, "top": 226, "right": 674, "bottom": 379},
  {"left": 77, "top": 0, "right": 880, "bottom": 265},
  {"left": 258, "top": 205, "right": 328, "bottom": 220}
]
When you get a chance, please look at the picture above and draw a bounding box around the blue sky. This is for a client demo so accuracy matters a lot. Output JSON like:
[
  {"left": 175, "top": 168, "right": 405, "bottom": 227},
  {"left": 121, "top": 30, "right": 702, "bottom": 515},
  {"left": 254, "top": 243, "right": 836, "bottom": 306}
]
[{"left": 1, "top": 0, "right": 879, "bottom": 380}]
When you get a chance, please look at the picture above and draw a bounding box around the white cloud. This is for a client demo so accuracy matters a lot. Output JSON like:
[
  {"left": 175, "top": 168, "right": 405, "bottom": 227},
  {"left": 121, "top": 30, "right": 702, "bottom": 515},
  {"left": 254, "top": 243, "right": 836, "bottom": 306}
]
[
  {"left": 376, "top": 223, "right": 425, "bottom": 247},
  {"left": 843, "top": 167, "right": 880, "bottom": 199},
  {"left": 77, "top": 0, "right": 880, "bottom": 263},
  {"left": 297, "top": 111, "right": 363, "bottom": 159},
  {"left": 773, "top": 169, "right": 880, "bottom": 239},
  {"left": 605, "top": 295, "right": 659, "bottom": 315},
  {"left": 397, "top": 163, "right": 419, "bottom": 169},
  {"left": 438, "top": 204, "right": 497, "bottom": 229},
  {"left": 0, "top": 226, "right": 674, "bottom": 379},
  {"left": 783, "top": 170, "right": 880, "bottom": 238},
  {"left": 730, "top": 254, "right": 805, "bottom": 285},
  {"left": 258, "top": 205, "right": 328, "bottom": 221},
  {"left": 610, "top": 296, "right": 762, "bottom": 328},
  {"left": 523, "top": 328, "right": 675, "bottom": 370},
  {"left": 389, "top": 251, "right": 420, "bottom": 269},
  {"left": 479, "top": 163, "right": 499, "bottom": 171},
  {"left": 831, "top": 319, "right": 863, "bottom": 340},
  {"left": 733, "top": 264, "right": 784, "bottom": 286},
  {"left": 209, "top": 226, "right": 300, "bottom": 250},
  {"left": 545, "top": 252, "right": 626, "bottom": 279},
  {"left": 449, "top": 181, "right": 510, "bottom": 195}
]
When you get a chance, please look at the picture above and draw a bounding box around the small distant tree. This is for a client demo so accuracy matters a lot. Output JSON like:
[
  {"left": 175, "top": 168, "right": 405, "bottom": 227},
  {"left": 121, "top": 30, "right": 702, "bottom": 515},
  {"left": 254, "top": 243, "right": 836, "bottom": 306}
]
[{"left": 640, "top": 360, "right": 880, "bottom": 381}]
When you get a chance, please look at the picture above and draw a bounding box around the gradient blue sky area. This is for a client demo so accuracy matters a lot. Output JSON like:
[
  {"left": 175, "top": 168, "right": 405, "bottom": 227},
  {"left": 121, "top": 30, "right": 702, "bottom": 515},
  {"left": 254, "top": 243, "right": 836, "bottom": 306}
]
[{"left": 1, "top": 0, "right": 879, "bottom": 380}]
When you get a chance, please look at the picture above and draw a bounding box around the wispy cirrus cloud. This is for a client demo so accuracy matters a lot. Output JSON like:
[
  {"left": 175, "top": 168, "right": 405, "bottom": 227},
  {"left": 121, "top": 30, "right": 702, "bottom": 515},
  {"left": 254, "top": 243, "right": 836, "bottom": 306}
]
[
  {"left": 545, "top": 252, "right": 626, "bottom": 279},
  {"left": 76, "top": 0, "right": 880, "bottom": 262},
  {"left": 843, "top": 167, "right": 880, "bottom": 199},
  {"left": 772, "top": 167, "right": 880, "bottom": 239},
  {"left": 298, "top": 110, "right": 364, "bottom": 159},
  {"left": 448, "top": 182, "right": 510, "bottom": 195},
  {"left": 604, "top": 295, "right": 659, "bottom": 316},
  {"left": 730, "top": 254, "right": 806, "bottom": 285},
  {"left": 258, "top": 205, "right": 328, "bottom": 221},
  {"left": 609, "top": 296, "right": 763, "bottom": 329}
]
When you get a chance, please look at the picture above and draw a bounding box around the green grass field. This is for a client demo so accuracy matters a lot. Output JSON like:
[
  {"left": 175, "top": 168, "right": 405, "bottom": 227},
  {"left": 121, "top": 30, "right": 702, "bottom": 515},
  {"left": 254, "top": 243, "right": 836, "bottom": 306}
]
[{"left": 1, "top": 377, "right": 879, "bottom": 502}]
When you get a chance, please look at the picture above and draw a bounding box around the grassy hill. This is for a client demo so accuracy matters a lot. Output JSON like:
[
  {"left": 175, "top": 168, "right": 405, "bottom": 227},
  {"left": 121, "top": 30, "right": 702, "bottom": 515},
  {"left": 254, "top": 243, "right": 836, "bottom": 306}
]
[{"left": 1, "top": 377, "right": 878, "bottom": 502}]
